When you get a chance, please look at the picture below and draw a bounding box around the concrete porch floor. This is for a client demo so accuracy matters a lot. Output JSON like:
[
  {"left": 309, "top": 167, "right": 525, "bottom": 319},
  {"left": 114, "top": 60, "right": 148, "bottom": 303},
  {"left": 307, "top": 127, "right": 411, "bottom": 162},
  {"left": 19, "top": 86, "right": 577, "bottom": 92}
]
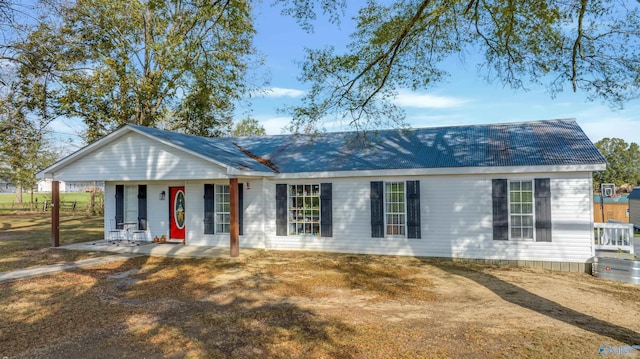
[{"left": 60, "top": 240, "right": 262, "bottom": 259}]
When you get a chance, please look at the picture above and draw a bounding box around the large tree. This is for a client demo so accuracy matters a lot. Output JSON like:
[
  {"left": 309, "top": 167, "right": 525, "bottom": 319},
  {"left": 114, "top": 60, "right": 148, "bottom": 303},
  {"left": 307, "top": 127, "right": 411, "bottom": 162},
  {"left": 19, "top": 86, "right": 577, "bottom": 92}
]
[
  {"left": 22, "top": 0, "right": 258, "bottom": 142},
  {"left": 594, "top": 138, "right": 640, "bottom": 191},
  {"left": 231, "top": 117, "right": 267, "bottom": 137},
  {"left": 276, "top": 0, "right": 640, "bottom": 133},
  {"left": 0, "top": 70, "right": 57, "bottom": 204}
]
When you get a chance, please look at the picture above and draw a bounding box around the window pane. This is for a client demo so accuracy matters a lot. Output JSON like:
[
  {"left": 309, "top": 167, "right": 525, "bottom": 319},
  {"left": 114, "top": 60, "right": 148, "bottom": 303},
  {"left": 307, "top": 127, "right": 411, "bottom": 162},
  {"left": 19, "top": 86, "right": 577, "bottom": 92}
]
[
  {"left": 509, "top": 180, "right": 534, "bottom": 240},
  {"left": 384, "top": 182, "right": 406, "bottom": 237},
  {"left": 511, "top": 215, "right": 521, "bottom": 226},
  {"left": 288, "top": 184, "right": 321, "bottom": 236}
]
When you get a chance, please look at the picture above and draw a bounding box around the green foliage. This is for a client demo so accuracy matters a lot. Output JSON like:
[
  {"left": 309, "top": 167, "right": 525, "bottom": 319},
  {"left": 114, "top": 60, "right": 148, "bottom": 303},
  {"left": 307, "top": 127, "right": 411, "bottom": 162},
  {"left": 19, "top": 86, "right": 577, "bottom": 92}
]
[
  {"left": 278, "top": 0, "right": 640, "bottom": 133},
  {"left": 21, "top": 0, "right": 258, "bottom": 141},
  {"left": 594, "top": 138, "right": 640, "bottom": 190},
  {"left": 232, "top": 117, "right": 267, "bottom": 137},
  {"left": 0, "top": 71, "right": 57, "bottom": 202}
]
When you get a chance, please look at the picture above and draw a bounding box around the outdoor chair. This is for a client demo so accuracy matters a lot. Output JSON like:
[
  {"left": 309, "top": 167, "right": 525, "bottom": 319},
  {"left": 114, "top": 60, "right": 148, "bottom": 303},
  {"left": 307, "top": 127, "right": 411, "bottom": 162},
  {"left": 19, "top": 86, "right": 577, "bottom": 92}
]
[
  {"left": 130, "top": 218, "right": 147, "bottom": 244},
  {"left": 108, "top": 218, "right": 123, "bottom": 243}
]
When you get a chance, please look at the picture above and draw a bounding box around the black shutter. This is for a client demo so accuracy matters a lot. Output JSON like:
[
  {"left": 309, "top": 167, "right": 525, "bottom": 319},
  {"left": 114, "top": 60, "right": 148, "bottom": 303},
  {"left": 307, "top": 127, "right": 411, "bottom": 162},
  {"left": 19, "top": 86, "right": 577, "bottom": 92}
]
[
  {"left": 406, "top": 180, "right": 421, "bottom": 239},
  {"left": 492, "top": 179, "right": 508, "bottom": 240},
  {"left": 535, "top": 178, "right": 552, "bottom": 242},
  {"left": 115, "top": 185, "right": 124, "bottom": 229},
  {"left": 137, "top": 185, "right": 147, "bottom": 230},
  {"left": 238, "top": 183, "right": 244, "bottom": 236},
  {"left": 204, "top": 184, "right": 215, "bottom": 234},
  {"left": 370, "top": 181, "right": 384, "bottom": 238},
  {"left": 276, "top": 184, "right": 288, "bottom": 236},
  {"left": 320, "top": 183, "right": 332, "bottom": 237}
]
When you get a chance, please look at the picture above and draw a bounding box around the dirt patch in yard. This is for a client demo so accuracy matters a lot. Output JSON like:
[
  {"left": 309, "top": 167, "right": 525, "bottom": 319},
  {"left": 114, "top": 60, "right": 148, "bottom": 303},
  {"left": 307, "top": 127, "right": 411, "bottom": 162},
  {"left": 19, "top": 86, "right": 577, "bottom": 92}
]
[{"left": 1, "top": 251, "right": 639, "bottom": 358}]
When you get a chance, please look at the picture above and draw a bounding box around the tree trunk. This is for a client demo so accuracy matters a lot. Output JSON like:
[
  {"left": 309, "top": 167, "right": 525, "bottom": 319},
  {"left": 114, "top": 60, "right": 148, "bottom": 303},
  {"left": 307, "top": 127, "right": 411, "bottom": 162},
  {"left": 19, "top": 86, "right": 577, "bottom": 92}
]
[{"left": 15, "top": 183, "right": 22, "bottom": 204}]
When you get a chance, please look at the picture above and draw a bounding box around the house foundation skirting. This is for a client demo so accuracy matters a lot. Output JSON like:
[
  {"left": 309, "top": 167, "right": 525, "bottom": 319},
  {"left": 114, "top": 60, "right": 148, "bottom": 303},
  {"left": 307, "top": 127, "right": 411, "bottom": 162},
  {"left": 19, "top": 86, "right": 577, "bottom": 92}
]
[{"left": 428, "top": 257, "right": 592, "bottom": 273}]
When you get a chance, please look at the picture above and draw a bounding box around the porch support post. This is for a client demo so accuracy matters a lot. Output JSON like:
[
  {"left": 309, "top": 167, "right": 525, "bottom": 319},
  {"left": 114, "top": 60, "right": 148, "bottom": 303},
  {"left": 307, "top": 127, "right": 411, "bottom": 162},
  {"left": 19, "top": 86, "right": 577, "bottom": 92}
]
[
  {"left": 51, "top": 180, "right": 60, "bottom": 247},
  {"left": 229, "top": 178, "right": 239, "bottom": 257}
]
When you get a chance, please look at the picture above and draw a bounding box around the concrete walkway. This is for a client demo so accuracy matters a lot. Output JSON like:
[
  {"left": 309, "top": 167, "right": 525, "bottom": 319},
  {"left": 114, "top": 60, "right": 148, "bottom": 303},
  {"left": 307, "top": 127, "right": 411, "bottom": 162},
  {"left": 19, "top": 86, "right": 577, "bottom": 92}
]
[
  {"left": 0, "top": 253, "right": 141, "bottom": 283},
  {"left": 0, "top": 240, "right": 261, "bottom": 283},
  {"left": 61, "top": 240, "right": 261, "bottom": 258}
]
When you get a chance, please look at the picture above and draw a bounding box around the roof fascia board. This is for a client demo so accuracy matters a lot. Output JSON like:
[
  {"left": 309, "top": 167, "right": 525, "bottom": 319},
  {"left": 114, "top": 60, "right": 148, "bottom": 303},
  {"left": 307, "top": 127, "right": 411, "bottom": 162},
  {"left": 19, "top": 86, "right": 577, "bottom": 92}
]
[
  {"left": 226, "top": 168, "right": 275, "bottom": 177},
  {"left": 272, "top": 164, "right": 606, "bottom": 179}
]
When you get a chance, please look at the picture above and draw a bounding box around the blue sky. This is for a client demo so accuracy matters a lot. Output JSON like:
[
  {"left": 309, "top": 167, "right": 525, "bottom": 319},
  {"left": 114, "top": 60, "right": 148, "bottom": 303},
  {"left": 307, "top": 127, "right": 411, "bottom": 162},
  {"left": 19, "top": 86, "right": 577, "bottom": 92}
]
[
  {"left": 245, "top": 1, "right": 640, "bottom": 145},
  {"left": 50, "top": 1, "right": 639, "bottom": 150}
]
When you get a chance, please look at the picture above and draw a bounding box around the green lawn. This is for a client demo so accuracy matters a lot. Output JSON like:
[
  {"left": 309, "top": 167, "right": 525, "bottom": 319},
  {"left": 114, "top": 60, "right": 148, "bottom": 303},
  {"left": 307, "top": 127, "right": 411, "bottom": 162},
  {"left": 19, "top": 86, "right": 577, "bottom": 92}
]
[{"left": 0, "top": 192, "right": 102, "bottom": 214}]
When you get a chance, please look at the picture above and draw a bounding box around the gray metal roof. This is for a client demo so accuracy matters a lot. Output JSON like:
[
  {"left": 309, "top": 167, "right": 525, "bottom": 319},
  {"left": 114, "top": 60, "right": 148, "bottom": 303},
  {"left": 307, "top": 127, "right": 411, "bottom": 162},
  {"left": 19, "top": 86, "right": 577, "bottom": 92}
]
[{"left": 129, "top": 119, "right": 605, "bottom": 173}]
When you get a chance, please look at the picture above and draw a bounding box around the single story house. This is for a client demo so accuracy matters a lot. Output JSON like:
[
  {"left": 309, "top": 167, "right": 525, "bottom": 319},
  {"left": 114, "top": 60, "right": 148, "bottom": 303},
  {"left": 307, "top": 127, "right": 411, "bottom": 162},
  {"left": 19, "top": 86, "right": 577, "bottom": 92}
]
[
  {"left": 593, "top": 194, "right": 630, "bottom": 223},
  {"left": 38, "top": 119, "right": 606, "bottom": 270},
  {"left": 630, "top": 187, "right": 640, "bottom": 229}
]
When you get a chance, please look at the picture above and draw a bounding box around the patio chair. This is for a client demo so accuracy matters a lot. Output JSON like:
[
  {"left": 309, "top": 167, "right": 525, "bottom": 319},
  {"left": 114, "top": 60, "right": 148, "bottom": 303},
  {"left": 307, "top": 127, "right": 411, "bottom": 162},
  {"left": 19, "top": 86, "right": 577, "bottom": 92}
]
[
  {"left": 108, "top": 218, "right": 123, "bottom": 243},
  {"left": 131, "top": 218, "right": 147, "bottom": 244}
]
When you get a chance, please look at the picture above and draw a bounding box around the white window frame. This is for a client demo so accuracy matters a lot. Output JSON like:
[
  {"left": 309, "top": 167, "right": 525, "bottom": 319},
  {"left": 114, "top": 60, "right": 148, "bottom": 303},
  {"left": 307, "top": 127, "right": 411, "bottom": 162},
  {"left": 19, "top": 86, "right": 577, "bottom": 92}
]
[
  {"left": 124, "top": 185, "right": 138, "bottom": 224},
  {"left": 288, "top": 184, "right": 321, "bottom": 236},
  {"left": 508, "top": 180, "right": 535, "bottom": 241},
  {"left": 215, "top": 184, "right": 230, "bottom": 234},
  {"left": 384, "top": 181, "right": 406, "bottom": 238}
]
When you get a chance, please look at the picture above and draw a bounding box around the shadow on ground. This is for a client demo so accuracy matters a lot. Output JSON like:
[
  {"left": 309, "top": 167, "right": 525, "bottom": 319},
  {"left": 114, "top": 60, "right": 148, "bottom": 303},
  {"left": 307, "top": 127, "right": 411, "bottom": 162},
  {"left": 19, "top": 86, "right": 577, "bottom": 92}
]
[{"left": 429, "top": 260, "right": 640, "bottom": 345}]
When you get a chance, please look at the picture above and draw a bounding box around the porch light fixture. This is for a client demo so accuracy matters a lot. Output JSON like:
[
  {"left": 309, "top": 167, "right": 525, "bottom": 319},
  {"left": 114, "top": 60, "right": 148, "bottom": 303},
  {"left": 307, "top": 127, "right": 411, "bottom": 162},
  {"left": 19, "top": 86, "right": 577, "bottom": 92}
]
[{"left": 160, "top": 190, "right": 166, "bottom": 200}]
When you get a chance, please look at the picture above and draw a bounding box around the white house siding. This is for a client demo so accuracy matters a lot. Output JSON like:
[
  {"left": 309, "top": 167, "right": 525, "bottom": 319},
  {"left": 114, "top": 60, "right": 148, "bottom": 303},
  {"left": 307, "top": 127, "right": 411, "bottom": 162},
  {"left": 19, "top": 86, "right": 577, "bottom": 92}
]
[
  {"left": 263, "top": 171, "right": 595, "bottom": 263},
  {"left": 50, "top": 132, "right": 229, "bottom": 181},
  {"left": 184, "top": 180, "right": 265, "bottom": 248},
  {"left": 104, "top": 181, "right": 175, "bottom": 242},
  {"left": 105, "top": 179, "right": 266, "bottom": 247}
]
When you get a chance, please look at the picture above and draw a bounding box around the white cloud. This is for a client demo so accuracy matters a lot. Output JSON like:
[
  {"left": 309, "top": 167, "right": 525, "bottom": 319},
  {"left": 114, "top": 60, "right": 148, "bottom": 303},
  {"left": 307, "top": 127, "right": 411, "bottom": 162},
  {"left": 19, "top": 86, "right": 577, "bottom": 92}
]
[
  {"left": 263, "top": 87, "right": 306, "bottom": 98},
  {"left": 392, "top": 89, "right": 471, "bottom": 109},
  {"left": 259, "top": 116, "right": 293, "bottom": 135}
]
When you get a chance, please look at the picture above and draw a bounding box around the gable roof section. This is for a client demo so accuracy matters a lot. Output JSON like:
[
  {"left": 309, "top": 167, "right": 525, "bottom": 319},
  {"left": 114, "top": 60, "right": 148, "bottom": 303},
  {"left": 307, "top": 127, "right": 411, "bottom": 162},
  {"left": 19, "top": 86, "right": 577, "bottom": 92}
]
[
  {"left": 40, "top": 119, "right": 606, "bottom": 178},
  {"left": 126, "top": 125, "right": 275, "bottom": 172}
]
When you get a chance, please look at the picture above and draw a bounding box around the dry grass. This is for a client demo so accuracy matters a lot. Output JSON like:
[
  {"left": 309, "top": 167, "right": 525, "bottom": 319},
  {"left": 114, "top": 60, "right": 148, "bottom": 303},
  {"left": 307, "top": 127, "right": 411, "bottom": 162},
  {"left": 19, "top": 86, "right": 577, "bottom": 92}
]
[
  {"left": 1, "top": 250, "right": 639, "bottom": 358},
  {"left": 0, "top": 213, "right": 110, "bottom": 272}
]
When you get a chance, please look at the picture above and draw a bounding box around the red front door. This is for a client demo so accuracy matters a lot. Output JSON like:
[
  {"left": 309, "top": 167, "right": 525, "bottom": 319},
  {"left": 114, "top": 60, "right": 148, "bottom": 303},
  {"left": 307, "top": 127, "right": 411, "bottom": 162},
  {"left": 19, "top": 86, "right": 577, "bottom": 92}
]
[{"left": 169, "top": 187, "right": 186, "bottom": 240}]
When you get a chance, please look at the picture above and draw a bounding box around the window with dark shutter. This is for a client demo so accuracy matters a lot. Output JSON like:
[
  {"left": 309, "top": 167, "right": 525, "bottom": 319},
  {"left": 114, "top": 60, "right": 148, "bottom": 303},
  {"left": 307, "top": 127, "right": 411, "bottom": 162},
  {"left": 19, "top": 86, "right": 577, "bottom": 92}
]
[
  {"left": 320, "top": 183, "right": 332, "bottom": 237},
  {"left": 276, "top": 184, "right": 288, "bottom": 236},
  {"left": 406, "top": 180, "right": 421, "bottom": 239},
  {"left": 204, "top": 184, "right": 215, "bottom": 234},
  {"left": 492, "top": 179, "right": 508, "bottom": 240},
  {"left": 370, "top": 181, "right": 384, "bottom": 238},
  {"left": 137, "top": 185, "right": 147, "bottom": 230},
  {"left": 115, "top": 185, "right": 124, "bottom": 229},
  {"left": 534, "top": 178, "right": 552, "bottom": 242}
]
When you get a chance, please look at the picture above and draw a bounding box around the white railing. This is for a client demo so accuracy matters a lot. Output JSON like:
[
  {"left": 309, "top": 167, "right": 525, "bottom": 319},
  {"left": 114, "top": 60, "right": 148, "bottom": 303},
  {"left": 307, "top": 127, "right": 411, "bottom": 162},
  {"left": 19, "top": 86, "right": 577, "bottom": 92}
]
[{"left": 594, "top": 222, "right": 635, "bottom": 254}]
